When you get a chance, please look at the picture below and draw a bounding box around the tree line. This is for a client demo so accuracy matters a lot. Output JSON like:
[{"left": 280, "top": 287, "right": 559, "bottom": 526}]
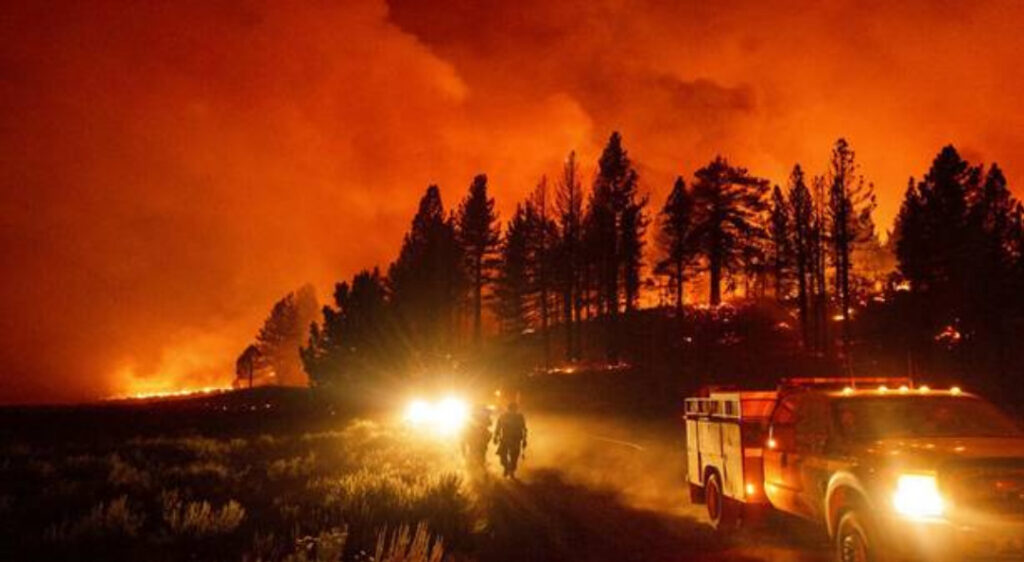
[
  {"left": 236, "top": 133, "right": 1022, "bottom": 397},
  {"left": 889, "top": 146, "right": 1024, "bottom": 398}
]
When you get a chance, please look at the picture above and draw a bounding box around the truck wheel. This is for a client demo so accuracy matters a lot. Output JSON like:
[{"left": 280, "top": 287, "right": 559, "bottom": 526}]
[
  {"left": 705, "top": 472, "right": 739, "bottom": 530},
  {"left": 834, "top": 510, "right": 876, "bottom": 562}
]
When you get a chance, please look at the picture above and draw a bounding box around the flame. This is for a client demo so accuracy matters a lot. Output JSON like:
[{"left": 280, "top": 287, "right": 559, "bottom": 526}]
[
  {"left": 110, "top": 386, "right": 231, "bottom": 401},
  {"left": 103, "top": 330, "right": 254, "bottom": 401},
  {"left": 106, "top": 332, "right": 236, "bottom": 401}
]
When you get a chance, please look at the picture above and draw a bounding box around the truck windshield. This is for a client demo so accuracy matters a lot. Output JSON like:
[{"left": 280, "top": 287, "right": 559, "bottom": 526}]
[{"left": 833, "top": 396, "right": 1021, "bottom": 442}]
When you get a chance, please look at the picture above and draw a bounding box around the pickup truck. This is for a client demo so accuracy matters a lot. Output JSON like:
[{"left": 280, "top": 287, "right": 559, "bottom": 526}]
[{"left": 685, "top": 378, "right": 1024, "bottom": 561}]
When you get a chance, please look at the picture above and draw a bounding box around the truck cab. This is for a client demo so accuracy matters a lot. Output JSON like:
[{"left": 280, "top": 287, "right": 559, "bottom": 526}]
[
  {"left": 764, "top": 380, "right": 1024, "bottom": 561},
  {"left": 687, "top": 378, "right": 1024, "bottom": 561}
]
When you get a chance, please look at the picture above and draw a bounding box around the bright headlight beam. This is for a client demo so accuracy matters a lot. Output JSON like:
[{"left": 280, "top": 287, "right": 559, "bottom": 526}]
[
  {"left": 403, "top": 396, "right": 470, "bottom": 436},
  {"left": 434, "top": 396, "right": 469, "bottom": 435},
  {"left": 404, "top": 399, "right": 433, "bottom": 425},
  {"left": 892, "top": 474, "right": 945, "bottom": 518}
]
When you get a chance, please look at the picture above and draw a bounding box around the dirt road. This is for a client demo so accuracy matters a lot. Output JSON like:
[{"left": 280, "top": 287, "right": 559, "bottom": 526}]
[{"left": 475, "top": 412, "right": 831, "bottom": 562}]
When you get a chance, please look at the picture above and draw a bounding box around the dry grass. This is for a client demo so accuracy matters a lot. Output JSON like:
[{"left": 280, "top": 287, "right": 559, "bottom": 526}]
[{"left": 0, "top": 418, "right": 472, "bottom": 561}]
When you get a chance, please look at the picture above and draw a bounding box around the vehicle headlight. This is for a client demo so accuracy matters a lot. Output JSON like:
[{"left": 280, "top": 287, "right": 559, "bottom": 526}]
[
  {"left": 403, "top": 396, "right": 469, "bottom": 437},
  {"left": 433, "top": 396, "right": 469, "bottom": 435},
  {"left": 892, "top": 474, "right": 945, "bottom": 518}
]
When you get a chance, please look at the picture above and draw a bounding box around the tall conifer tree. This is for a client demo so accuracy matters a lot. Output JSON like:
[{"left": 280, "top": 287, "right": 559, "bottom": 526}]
[{"left": 457, "top": 174, "right": 500, "bottom": 343}]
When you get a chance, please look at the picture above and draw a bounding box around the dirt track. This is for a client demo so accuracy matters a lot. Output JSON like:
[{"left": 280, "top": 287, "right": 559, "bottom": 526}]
[{"left": 475, "top": 412, "right": 831, "bottom": 562}]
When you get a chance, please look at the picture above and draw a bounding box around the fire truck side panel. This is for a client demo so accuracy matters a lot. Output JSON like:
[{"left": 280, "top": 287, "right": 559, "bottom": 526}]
[
  {"left": 685, "top": 417, "right": 701, "bottom": 486},
  {"left": 697, "top": 416, "right": 723, "bottom": 485},
  {"left": 686, "top": 395, "right": 748, "bottom": 501},
  {"left": 721, "top": 420, "right": 744, "bottom": 499}
]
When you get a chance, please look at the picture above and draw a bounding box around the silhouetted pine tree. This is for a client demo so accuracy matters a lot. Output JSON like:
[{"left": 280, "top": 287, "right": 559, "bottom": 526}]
[
  {"left": 895, "top": 147, "right": 1023, "bottom": 332},
  {"left": 235, "top": 344, "right": 263, "bottom": 389},
  {"left": 622, "top": 194, "right": 649, "bottom": 312},
  {"left": 493, "top": 205, "right": 532, "bottom": 335},
  {"left": 787, "top": 165, "right": 814, "bottom": 349},
  {"left": 827, "top": 139, "right": 876, "bottom": 349},
  {"left": 387, "top": 185, "right": 466, "bottom": 366},
  {"left": 656, "top": 177, "right": 698, "bottom": 312},
  {"left": 769, "top": 184, "right": 791, "bottom": 300},
  {"left": 893, "top": 146, "right": 1024, "bottom": 402},
  {"left": 895, "top": 146, "right": 976, "bottom": 306},
  {"left": 590, "top": 132, "right": 644, "bottom": 360},
  {"left": 555, "top": 151, "right": 585, "bottom": 360},
  {"left": 894, "top": 177, "right": 926, "bottom": 285},
  {"left": 966, "top": 164, "right": 1020, "bottom": 323},
  {"left": 690, "top": 156, "right": 770, "bottom": 305},
  {"left": 810, "top": 175, "right": 830, "bottom": 353},
  {"left": 456, "top": 174, "right": 500, "bottom": 344},
  {"left": 580, "top": 197, "right": 602, "bottom": 321},
  {"left": 239, "top": 285, "right": 319, "bottom": 388},
  {"left": 526, "top": 178, "right": 560, "bottom": 366},
  {"left": 302, "top": 269, "right": 389, "bottom": 388}
]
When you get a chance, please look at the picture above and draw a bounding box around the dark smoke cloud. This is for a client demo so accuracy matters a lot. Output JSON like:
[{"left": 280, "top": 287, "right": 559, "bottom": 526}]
[{"left": 0, "top": 0, "right": 1021, "bottom": 402}]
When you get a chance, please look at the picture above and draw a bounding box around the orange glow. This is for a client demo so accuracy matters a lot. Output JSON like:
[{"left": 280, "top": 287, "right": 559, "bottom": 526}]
[
  {"left": 1, "top": 1, "right": 1023, "bottom": 403},
  {"left": 110, "top": 386, "right": 231, "bottom": 401}
]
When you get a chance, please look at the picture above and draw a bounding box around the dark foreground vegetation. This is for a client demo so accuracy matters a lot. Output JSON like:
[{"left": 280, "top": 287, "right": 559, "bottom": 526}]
[
  {"left": 0, "top": 383, "right": 838, "bottom": 562},
  {"left": 0, "top": 389, "right": 473, "bottom": 562}
]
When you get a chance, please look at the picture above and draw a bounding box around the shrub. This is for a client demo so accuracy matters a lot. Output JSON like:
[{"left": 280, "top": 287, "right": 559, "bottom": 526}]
[
  {"left": 268, "top": 452, "right": 318, "bottom": 480},
  {"left": 46, "top": 496, "right": 145, "bottom": 542},
  {"left": 284, "top": 526, "right": 348, "bottom": 562},
  {"left": 374, "top": 523, "right": 444, "bottom": 562},
  {"left": 108, "top": 454, "right": 151, "bottom": 489},
  {"left": 161, "top": 491, "right": 245, "bottom": 538},
  {"left": 167, "top": 460, "right": 230, "bottom": 482}
]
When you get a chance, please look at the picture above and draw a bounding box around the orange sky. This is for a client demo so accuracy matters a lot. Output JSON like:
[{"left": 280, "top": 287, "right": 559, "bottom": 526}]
[{"left": 1, "top": 0, "right": 1021, "bottom": 403}]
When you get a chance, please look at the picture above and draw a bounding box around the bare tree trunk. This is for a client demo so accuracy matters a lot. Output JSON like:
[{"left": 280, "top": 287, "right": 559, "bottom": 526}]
[
  {"left": 473, "top": 262, "right": 482, "bottom": 344},
  {"left": 563, "top": 283, "right": 573, "bottom": 361},
  {"left": 541, "top": 281, "right": 550, "bottom": 368},
  {"left": 710, "top": 256, "right": 722, "bottom": 306},
  {"left": 796, "top": 257, "right": 809, "bottom": 349},
  {"left": 675, "top": 259, "right": 684, "bottom": 313}
]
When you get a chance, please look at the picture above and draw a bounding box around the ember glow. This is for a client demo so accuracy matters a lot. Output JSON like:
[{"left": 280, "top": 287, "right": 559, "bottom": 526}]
[
  {"left": 109, "top": 386, "right": 231, "bottom": 402},
  {"left": 1, "top": 0, "right": 1022, "bottom": 403}
]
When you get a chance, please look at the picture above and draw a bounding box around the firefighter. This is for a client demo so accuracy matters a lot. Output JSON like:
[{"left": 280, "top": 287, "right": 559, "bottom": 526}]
[
  {"left": 493, "top": 401, "right": 527, "bottom": 478},
  {"left": 462, "top": 406, "right": 491, "bottom": 470}
]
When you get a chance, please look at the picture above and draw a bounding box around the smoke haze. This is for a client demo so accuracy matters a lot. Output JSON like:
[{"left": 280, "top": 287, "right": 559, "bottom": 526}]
[{"left": 1, "top": 0, "right": 1021, "bottom": 402}]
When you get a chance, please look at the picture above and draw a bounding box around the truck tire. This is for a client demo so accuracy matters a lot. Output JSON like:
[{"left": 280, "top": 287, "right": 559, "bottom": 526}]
[
  {"left": 705, "top": 472, "right": 739, "bottom": 530},
  {"left": 834, "top": 510, "right": 878, "bottom": 562}
]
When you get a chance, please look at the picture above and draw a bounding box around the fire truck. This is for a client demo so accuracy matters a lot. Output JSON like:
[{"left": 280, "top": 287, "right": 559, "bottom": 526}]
[{"left": 685, "top": 378, "right": 1024, "bottom": 561}]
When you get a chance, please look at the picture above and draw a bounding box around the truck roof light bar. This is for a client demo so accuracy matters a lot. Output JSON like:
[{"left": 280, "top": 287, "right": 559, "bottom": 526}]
[{"left": 779, "top": 376, "right": 914, "bottom": 391}]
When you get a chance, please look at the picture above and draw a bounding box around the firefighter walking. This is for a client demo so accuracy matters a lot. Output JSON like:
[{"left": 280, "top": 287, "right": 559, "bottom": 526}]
[
  {"left": 462, "top": 406, "right": 492, "bottom": 471},
  {"left": 493, "top": 401, "right": 527, "bottom": 478}
]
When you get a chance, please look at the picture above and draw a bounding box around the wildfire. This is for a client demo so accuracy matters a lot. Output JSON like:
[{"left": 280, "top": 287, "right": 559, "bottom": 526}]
[
  {"left": 108, "top": 386, "right": 231, "bottom": 401},
  {"left": 934, "top": 324, "right": 963, "bottom": 346}
]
